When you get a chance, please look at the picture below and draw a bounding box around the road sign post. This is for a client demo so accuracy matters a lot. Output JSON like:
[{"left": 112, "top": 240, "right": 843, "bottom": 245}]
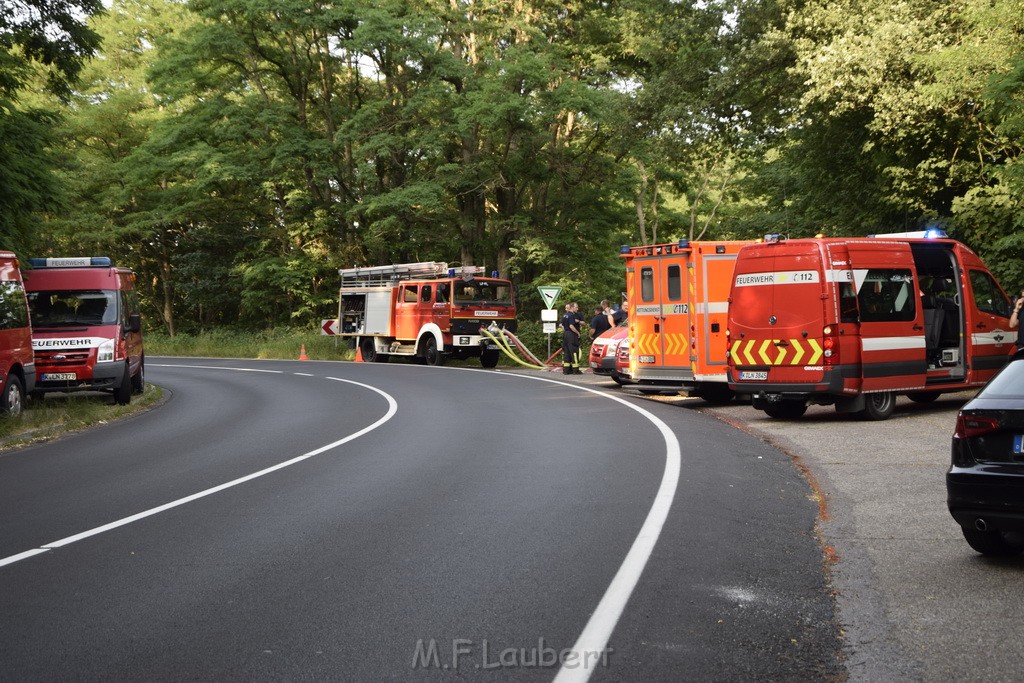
[{"left": 538, "top": 289, "right": 562, "bottom": 358}]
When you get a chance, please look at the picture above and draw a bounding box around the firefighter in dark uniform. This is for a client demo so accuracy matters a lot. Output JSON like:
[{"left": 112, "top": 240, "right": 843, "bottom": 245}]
[{"left": 561, "top": 302, "right": 582, "bottom": 374}]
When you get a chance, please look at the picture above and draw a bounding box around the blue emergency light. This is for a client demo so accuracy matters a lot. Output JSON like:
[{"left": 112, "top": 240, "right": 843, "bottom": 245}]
[{"left": 620, "top": 245, "right": 630, "bottom": 254}]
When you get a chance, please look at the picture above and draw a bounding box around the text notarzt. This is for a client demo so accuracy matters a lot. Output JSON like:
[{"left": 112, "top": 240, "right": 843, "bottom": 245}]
[{"left": 411, "top": 638, "right": 613, "bottom": 671}]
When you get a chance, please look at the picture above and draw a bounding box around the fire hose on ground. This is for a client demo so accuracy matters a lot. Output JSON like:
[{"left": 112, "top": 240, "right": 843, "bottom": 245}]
[{"left": 481, "top": 325, "right": 563, "bottom": 370}]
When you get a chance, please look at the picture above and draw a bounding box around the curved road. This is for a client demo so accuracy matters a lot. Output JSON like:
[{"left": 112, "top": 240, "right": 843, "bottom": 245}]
[{"left": 0, "top": 359, "right": 840, "bottom": 680}]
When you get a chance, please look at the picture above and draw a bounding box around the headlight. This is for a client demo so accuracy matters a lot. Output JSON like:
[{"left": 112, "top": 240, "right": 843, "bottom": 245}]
[{"left": 97, "top": 338, "right": 115, "bottom": 362}]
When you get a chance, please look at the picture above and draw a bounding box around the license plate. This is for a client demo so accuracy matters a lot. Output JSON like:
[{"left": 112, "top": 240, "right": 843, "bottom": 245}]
[
  {"left": 739, "top": 371, "right": 768, "bottom": 381},
  {"left": 1014, "top": 435, "right": 1023, "bottom": 455},
  {"left": 639, "top": 355, "right": 655, "bottom": 364},
  {"left": 42, "top": 372, "right": 76, "bottom": 381}
]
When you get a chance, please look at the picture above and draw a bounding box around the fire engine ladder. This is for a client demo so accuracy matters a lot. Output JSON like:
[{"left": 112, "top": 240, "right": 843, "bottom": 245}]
[{"left": 339, "top": 261, "right": 485, "bottom": 287}]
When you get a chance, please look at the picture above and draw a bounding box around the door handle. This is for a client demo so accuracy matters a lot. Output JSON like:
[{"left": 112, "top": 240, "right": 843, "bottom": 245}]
[
  {"left": 912, "top": 324, "right": 924, "bottom": 331},
  {"left": 976, "top": 322, "right": 987, "bottom": 329}
]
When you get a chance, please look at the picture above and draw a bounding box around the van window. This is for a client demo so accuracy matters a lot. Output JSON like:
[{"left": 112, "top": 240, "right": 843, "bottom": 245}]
[
  {"left": 28, "top": 290, "right": 118, "bottom": 327},
  {"left": 856, "top": 269, "right": 916, "bottom": 322},
  {"left": 839, "top": 282, "right": 859, "bottom": 323},
  {"left": 667, "top": 265, "right": 682, "bottom": 300},
  {"left": 403, "top": 285, "right": 419, "bottom": 303},
  {"left": 0, "top": 281, "right": 29, "bottom": 329},
  {"left": 969, "top": 270, "right": 1011, "bottom": 318},
  {"left": 641, "top": 267, "right": 654, "bottom": 302},
  {"left": 420, "top": 285, "right": 432, "bottom": 303}
]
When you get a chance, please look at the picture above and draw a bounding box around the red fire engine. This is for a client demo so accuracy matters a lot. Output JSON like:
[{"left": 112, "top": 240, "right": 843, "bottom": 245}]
[
  {"left": 727, "top": 230, "right": 1014, "bottom": 420},
  {"left": 338, "top": 261, "right": 517, "bottom": 367}
]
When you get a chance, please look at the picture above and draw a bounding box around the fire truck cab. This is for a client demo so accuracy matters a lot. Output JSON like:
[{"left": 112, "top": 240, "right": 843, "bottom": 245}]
[
  {"left": 623, "top": 240, "right": 751, "bottom": 402},
  {"left": 0, "top": 252, "right": 35, "bottom": 416},
  {"left": 338, "top": 261, "right": 516, "bottom": 367},
  {"left": 24, "top": 257, "right": 145, "bottom": 405},
  {"left": 727, "top": 231, "right": 1014, "bottom": 420}
]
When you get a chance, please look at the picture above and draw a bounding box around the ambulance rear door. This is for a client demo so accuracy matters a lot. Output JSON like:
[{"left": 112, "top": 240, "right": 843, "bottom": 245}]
[
  {"left": 694, "top": 244, "right": 742, "bottom": 378},
  {"left": 632, "top": 250, "right": 693, "bottom": 381}
]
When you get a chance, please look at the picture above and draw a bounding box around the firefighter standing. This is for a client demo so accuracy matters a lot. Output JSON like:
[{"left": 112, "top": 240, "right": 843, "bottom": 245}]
[{"left": 561, "top": 302, "right": 582, "bottom": 374}]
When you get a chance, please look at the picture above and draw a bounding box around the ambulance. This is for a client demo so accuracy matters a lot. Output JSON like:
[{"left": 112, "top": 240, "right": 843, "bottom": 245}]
[
  {"left": 338, "top": 261, "right": 516, "bottom": 366},
  {"left": 24, "top": 257, "right": 145, "bottom": 405},
  {"left": 622, "top": 240, "right": 752, "bottom": 402},
  {"left": 727, "top": 231, "right": 1014, "bottom": 420},
  {"left": 0, "top": 252, "right": 35, "bottom": 416}
]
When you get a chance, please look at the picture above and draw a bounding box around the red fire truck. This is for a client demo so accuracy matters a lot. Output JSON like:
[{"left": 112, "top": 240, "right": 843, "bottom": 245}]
[
  {"left": 0, "top": 252, "right": 35, "bottom": 416},
  {"left": 727, "top": 231, "right": 1014, "bottom": 420},
  {"left": 622, "top": 240, "right": 751, "bottom": 401},
  {"left": 338, "top": 261, "right": 517, "bottom": 367},
  {"left": 24, "top": 257, "right": 145, "bottom": 405}
]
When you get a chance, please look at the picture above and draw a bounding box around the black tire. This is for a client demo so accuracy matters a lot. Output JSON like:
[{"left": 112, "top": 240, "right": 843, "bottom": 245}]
[
  {"left": 360, "top": 337, "right": 387, "bottom": 363},
  {"left": 421, "top": 336, "right": 446, "bottom": 366},
  {"left": 611, "top": 374, "right": 627, "bottom": 386},
  {"left": 696, "top": 384, "right": 735, "bottom": 404},
  {"left": 763, "top": 399, "right": 808, "bottom": 419},
  {"left": 908, "top": 391, "right": 941, "bottom": 404},
  {"left": 1, "top": 374, "right": 25, "bottom": 417},
  {"left": 480, "top": 349, "right": 500, "bottom": 368},
  {"left": 113, "top": 364, "right": 132, "bottom": 405},
  {"left": 860, "top": 392, "right": 896, "bottom": 420},
  {"left": 961, "top": 527, "right": 1024, "bottom": 557},
  {"left": 131, "top": 356, "right": 145, "bottom": 394}
]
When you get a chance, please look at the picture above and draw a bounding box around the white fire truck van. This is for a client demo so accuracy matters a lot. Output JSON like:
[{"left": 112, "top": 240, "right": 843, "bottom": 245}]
[
  {"left": 338, "top": 261, "right": 517, "bottom": 367},
  {"left": 623, "top": 240, "right": 751, "bottom": 402},
  {"left": 727, "top": 231, "right": 1014, "bottom": 420}
]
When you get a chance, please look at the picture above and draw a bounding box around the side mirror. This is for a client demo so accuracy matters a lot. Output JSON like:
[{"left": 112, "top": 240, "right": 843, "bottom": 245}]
[{"left": 127, "top": 313, "right": 141, "bottom": 333}]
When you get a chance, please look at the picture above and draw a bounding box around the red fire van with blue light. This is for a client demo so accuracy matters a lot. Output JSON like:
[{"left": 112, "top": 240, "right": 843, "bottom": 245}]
[
  {"left": 24, "top": 257, "right": 144, "bottom": 405},
  {"left": 727, "top": 230, "right": 1013, "bottom": 420}
]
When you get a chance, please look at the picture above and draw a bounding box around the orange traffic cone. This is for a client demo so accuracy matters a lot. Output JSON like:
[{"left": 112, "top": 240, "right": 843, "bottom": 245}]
[
  {"left": 354, "top": 345, "right": 364, "bottom": 362},
  {"left": 298, "top": 344, "right": 309, "bottom": 361}
]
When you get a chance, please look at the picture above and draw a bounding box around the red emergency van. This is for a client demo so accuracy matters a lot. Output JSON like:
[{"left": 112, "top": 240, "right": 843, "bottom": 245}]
[
  {"left": 0, "top": 252, "right": 35, "bottom": 416},
  {"left": 727, "top": 231, "right": 1014, "bottom": 420},
  {"left": 24, "top": 257, "right": 144, "bottom": 405}
]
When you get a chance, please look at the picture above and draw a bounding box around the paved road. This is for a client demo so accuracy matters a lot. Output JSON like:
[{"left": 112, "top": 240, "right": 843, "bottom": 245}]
[
  {"left": 564, "top": 372, "right": 1024, "bottom": 682},
  {"left": 0, "top": 359, "right": 840, "bottom": 680}
]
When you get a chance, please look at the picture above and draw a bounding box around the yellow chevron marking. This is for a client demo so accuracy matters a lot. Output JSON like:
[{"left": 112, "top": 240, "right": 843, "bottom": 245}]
[
  {"left": 789, "top": 338, "right": 805, "bottom": 365},
  {"left": 807, "top": 339, "right": 823, "bottom": 364},
  {"left": 742, "top": 340, "right": 757, "bottom": 366},
  {"left": 758, "top": 339, "right": 774, "bottom": 365},
  {"left": 730, "top": 340, "right": 742, "bottom": 361},
  {"left": 774, "top": 342, "right": 787, "bottom": 365}
]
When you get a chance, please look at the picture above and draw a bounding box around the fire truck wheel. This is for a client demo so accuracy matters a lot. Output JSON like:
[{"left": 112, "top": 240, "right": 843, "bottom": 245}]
[
  {"left": 859, "top": 392, "right": 895, "bottom": 421},
  {"left": 480, "top": 349, "right": 500, "bottom": 368},
  {"left": 113, "top": 365, "right": 132, "bottom": 406},
  {"left": 695, "top": 384, "right": 735, "bottom": 404},
  {"left": 360, "top": 338, "right": 387, "bottom": 363},
  {"left": 421, "top": 336, "right": 446, "bottom": 366},
  {"left": 907, "top": 390, "right": 941, "bottom": 404},
  {"left": 611, "top": 374, "right": 628, "bottom": 386},
  {"left": 1, "top": 374, "right": 24, "bottom": 417},
  {"left": 131, "top": 356, "right": 145, "bottom": 394},
  {"left": 763, "top": 399, "right": 807, "bottom": 420}
]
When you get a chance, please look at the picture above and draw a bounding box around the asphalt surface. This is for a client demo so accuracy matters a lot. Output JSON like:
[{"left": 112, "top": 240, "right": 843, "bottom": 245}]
[
  {"left": 562, "top": 371, "right": 1024, "bottom": 682},
  {"left": 0, "top": 358, "right": 841, "bottom": 680}
]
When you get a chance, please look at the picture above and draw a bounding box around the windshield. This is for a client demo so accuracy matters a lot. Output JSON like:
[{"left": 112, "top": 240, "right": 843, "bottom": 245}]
[
  {"left": 452, "top": 279, "right": 512, "bottom": 305},
  {"left": 28, "top": 290, "right": 119, "bottom": 327}
]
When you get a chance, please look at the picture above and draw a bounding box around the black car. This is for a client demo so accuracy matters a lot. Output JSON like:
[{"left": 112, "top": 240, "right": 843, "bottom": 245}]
[{"left": 947, "top": 349, "right": 1024, "bottom": 556}]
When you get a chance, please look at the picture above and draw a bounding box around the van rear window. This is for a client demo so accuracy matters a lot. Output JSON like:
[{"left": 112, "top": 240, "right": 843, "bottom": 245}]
[{"left": 857, "top": 269, "right": 916, "bottom": 323}]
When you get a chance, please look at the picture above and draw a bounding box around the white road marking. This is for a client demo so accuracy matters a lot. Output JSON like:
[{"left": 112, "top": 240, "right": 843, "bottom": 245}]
[
  {"left": 470, "top": 371, "right": 680, "bottom": 682},
  {"left": 0, "top": 369, "right": 398, "bottom": 569}
]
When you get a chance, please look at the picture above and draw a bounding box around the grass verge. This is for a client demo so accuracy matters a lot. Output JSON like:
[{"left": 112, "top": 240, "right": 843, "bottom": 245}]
[{"left": 0, "top": 384, "right": 164, "bottom": 453}]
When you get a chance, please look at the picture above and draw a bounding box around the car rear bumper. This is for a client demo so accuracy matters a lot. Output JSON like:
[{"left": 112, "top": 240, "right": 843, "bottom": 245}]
[{"left": 947, "top": 466, "right": 1024, "bottom": 532}]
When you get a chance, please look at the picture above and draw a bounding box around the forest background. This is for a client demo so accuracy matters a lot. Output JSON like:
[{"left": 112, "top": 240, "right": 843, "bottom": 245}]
[{"left": 2, "top": 0, "right": 1023, "bottom": 336}]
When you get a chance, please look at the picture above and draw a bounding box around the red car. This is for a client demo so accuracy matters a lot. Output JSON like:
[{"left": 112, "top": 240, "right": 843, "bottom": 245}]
[{"left": 588, "top": 325, "right": 628, "bottom": 383}]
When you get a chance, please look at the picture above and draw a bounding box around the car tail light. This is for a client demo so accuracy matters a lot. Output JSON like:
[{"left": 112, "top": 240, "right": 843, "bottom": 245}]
[{"left": 954, "top": 413, "right": 1001, "bottom": 439}]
